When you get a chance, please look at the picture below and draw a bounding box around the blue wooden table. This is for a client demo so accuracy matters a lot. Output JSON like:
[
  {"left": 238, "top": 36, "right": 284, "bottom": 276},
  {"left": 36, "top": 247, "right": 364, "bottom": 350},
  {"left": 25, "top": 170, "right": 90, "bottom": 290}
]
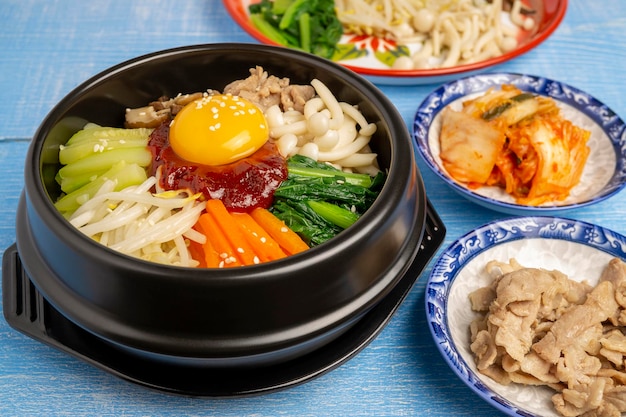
[{"left": 1, "top": 1, "right": 625, "bottom": 416}]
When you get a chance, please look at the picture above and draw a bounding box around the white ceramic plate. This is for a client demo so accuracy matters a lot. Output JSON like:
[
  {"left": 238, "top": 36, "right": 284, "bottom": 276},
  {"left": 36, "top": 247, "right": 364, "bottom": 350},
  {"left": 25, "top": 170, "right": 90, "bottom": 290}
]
[
  {"left": 413, "top": 72, "right": 626, "bottom": 215},
  {"left": 223, "top": 0, "right": 566, "bottom": 85},
  {"left": 425, "top": 216, "right": 626, "bottom": 416}
]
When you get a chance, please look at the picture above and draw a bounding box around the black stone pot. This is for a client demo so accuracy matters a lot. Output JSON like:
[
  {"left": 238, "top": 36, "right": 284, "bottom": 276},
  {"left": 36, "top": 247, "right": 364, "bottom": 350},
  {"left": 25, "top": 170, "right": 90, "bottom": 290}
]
[{"left": 7, "top": 44, "right": 432, "bottom": 371}]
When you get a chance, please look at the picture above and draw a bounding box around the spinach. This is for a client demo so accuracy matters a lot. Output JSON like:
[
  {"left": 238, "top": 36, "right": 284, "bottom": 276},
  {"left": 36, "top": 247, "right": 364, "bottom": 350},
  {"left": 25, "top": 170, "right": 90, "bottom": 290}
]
[
  {"left": 248, "top": 0, "right": 343, "bottom": 59},
  {"left": 272, "top": 200, "right": 341, "bottom": 246},
  {"left": 271, "top": 155, "right": 385, "bottom": 246}
]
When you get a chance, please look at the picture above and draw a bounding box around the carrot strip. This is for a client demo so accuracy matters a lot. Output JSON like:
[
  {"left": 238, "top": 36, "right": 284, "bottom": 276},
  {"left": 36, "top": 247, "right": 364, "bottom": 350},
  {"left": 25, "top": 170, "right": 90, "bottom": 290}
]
[
  {"left": 231, "top": 212, "right": 287, "bottom": 262},
  {"left": 192, "top": 223, "right": 221, "bottom": 268},
  {"left": 197, "top": 211, "right": 242, "bottom": 268},
  {"left": 204, "top": 199, "right": 260, "bottom": 266},
  {"left": 250, "top": 207, "right": 309, "bottom": 256},
  {"left": 187, "top": 238, "right": 208, "bottom": 268}
]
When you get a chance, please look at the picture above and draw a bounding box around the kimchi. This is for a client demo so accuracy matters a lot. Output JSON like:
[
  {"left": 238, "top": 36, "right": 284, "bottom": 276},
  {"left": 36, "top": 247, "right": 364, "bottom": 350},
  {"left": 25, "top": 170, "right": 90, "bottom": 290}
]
[{"left": 439, "top": 84, "right": 591, "bottom": 206}]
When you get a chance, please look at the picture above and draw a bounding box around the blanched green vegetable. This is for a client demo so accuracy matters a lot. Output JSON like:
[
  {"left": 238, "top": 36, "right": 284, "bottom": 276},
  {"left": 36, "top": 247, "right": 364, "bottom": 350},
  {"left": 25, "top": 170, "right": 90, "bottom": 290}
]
[
  {"left": 248, "top": 0, "right": 343, "bottom": 58},
  {"left": 272, "top": 200, "right": 340, "bottom": 246},
  {"left": 286, "top": 154, "right": 375, "bottom": 188},
  {"left": 271, "top": 155, "right": 385, "bottom": 246},
  {"left": 307, "top": 200, "right": 359, "bottom": 229}
]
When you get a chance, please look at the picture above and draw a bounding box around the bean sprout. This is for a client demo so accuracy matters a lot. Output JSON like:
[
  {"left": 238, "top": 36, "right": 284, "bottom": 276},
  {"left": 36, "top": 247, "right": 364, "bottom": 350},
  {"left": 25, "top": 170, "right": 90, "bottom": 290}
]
[
  {"left": 69, "top": 176, "right": 207, "bottom": 267},
  {"left": 335, "top": 0, "right": 536, "bottom": 69}
]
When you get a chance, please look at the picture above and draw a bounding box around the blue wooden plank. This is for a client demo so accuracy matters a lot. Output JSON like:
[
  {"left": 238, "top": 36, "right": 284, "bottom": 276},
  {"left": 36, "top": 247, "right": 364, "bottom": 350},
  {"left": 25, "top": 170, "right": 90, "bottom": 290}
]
[{"left": 1, "top": 1, "right": 625, "bottom": 416}]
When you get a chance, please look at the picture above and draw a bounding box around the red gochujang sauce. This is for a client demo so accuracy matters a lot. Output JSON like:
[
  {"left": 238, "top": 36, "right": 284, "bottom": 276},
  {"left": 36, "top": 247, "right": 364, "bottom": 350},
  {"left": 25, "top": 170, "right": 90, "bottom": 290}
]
[{"left": 148, "top": 122, "right": 288, "bottom": 212}]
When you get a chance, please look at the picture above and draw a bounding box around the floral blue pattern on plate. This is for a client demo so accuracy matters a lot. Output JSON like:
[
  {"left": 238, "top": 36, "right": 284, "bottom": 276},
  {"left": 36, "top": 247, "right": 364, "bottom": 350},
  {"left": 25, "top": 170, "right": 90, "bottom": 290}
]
[
  {"left": 413, "top": 72, "right": 626, "bottom": 215},
  {"left": 425, "top": 216, "right": 626, "bottom": 417}
]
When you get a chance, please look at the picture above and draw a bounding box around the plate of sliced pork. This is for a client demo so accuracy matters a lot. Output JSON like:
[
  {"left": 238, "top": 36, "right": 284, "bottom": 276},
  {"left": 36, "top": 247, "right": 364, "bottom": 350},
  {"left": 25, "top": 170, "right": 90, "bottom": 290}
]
[{"left": 425, "top": 216, "right": 626, "bottom": 417}]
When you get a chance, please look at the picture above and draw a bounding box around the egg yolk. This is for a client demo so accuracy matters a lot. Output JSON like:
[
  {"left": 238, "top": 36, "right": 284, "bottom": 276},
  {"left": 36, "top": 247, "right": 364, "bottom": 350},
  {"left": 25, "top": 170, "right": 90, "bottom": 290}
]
[{"left": 169, "top": 94, "right": 269, "bottom": 166}]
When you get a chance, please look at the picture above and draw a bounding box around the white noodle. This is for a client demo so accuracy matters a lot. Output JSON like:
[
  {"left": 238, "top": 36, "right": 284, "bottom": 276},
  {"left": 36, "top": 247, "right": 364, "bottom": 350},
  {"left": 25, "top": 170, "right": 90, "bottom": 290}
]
[
  {"left": 270, "top": 119, "right": 308, "bottom": 137},
  {"left": 311, "top": 79, "right": 344, "bottom": 130},
  {"left": 271, "top": 79, "right": 380, "bottom": 174},
  {"left": 317, "top": 136, "right": 371, "bottom": 162},
  {"left": 334, "top": 152, "right": 378, "bottom": 168}
]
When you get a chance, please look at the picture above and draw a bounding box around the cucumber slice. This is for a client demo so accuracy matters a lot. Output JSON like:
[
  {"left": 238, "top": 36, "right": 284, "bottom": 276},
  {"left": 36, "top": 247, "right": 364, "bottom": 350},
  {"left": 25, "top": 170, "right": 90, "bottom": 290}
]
[
  {"left": 57, "top": 169, "right": 107, "bottom": 194},
  {"left": 57, "top": 147, "right": 152, "bottom": 180},
  {"left": 60, "top": 136, "right": 150, "bottom": 165},
  {"left": 55, "top": 162, "right": 148, "bottom": 214},
  {"left": 65, "top": 126, "right": 152, "bottom": 146}
]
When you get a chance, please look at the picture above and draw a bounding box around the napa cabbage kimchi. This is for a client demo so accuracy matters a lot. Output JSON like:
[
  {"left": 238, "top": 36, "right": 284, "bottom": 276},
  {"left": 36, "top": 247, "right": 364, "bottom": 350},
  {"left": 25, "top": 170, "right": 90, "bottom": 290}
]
[{"left": 439, "top": 84, "right": 591, "bottom": 205}]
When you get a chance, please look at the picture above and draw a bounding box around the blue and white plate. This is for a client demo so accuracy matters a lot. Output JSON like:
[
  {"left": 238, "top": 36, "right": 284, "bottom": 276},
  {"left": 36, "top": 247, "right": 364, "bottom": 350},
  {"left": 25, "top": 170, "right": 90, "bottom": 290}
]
[
  {"left": 425, "top": 216, "right": 626, "bottom": 417},
  {"left": 413, "top": 72, "right": 626, "bottom": 215}
]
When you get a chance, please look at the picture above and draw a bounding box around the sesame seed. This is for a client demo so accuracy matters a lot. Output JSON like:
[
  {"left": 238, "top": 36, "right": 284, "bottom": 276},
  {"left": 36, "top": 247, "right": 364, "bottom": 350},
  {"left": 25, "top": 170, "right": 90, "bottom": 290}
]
[
  {"left": 280, "top": 227, "right": 288, "bottom": 233},
  {"left": 260, "top": 237, "right": 266, "bottom": 243},
  {"left": 237, "top": 247, "right": 244, "bottom": 254},
  {"left": 220, "top": 252, "right": 228, "bottom": 259},
  {"left": 253, "top": 256, "right": 260, "bottom": 264}
]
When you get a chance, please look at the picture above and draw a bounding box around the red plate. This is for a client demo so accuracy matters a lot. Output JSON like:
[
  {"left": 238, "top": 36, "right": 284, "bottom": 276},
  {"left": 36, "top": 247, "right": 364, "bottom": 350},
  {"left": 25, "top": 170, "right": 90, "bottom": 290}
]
[{"left": 223, "top": 0, "right": 567, "bottom": 85}]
